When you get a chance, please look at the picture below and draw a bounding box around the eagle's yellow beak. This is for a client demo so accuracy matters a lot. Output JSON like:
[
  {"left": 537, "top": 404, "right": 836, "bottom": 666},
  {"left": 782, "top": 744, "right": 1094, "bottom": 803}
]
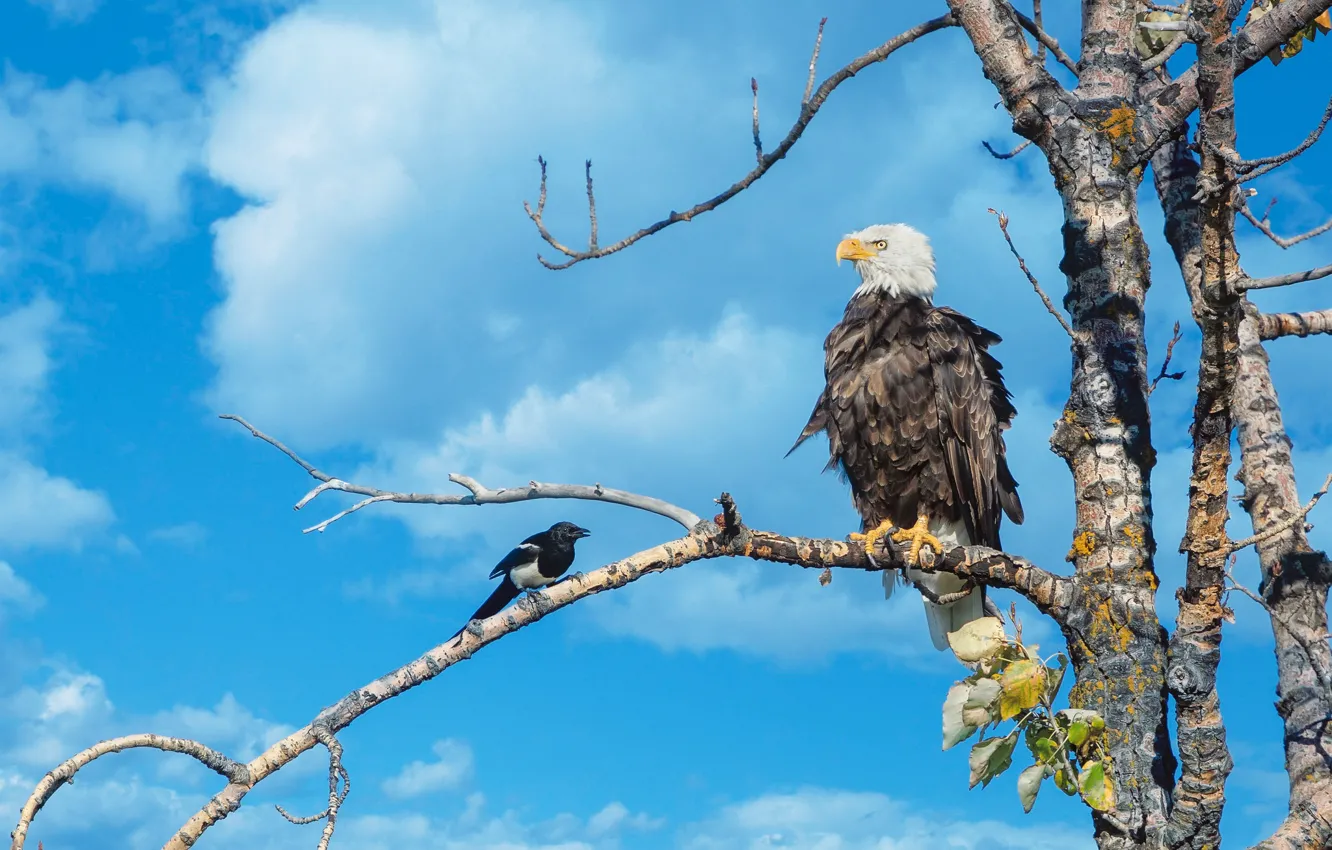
[{"left": 835, "top": 237, "right": 875, "bottom": 266}]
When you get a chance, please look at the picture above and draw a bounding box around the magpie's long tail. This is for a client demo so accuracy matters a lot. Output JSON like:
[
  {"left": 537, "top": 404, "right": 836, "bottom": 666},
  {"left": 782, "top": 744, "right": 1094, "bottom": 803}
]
[{"left": 449, "top": 578, "right": 520, "bottom": 643}]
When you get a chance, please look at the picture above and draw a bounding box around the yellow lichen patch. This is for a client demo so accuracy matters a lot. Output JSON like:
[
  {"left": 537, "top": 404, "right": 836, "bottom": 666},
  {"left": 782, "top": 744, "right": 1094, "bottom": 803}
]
[
  {"left": 741, "top": 541, "right": 753, "bottom": 557},
  {"left": 753, "top": 545, "right": 772, "bottom": 559},
  {"left": 1120, "top": 523, "right": 1145, "bottom": 547},
  {"left": 1098, "top": 105, "right": 1137, "bottom": 166},
  {"left": 1088, "top": 599, "right": 1134, "bottom": 653},
  {"left": 1069, "top": 530, "right": 1099, "bottom": 559}
]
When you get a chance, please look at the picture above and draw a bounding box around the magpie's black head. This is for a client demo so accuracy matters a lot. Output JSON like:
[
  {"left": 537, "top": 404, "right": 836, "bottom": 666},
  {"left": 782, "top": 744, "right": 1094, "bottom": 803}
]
[{"left": 547, "top": 521, "right": 591, "bottom": 544}]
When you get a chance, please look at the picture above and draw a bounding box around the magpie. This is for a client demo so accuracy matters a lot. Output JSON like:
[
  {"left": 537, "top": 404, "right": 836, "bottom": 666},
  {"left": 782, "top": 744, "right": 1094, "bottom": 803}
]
[{"left": 450, "top": 521, "right": 591, "bottom": 641}]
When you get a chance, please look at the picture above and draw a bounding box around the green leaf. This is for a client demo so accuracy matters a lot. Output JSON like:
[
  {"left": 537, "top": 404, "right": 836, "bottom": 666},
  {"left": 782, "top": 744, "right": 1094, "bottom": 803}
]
[
  {"left": 1044, "top": 655, "right": 1067, "bottom": 704},
  {"left": 1053, "top": 764, "right": 1078, "bottom": 796},
  {"left": 1078, "top": 760, "right": 1116, "bottom": 811},
  {"left": 1133, "top": 10, "right": 1181, "bottom": 59},
  {"left": 1056, "top": 708, "right": 1102, "bottom": 728},
  {"left": 1025, "top": 723, "right": 1058, "bottom": 765},
  {"left": 947, "top": 617, "right": 1006, "bottom": 663},
  {"left": 962, "top": 677, "right": 1002, "bottom": 727},
  {"left": 1068, "top": 721, "right": 1090, "bottom": 748},
  {"left": 943, "top": 682, "right": 979, "bottom": 750},
  {"left": 998, "top": 660, "right": 1046, "bottom": 720},
  {"left": 1017, "top": 763, "right": 1052, "bottom": 813},
  {"left": 968, "top": 732, "right": 1018, "bottom": 790}
]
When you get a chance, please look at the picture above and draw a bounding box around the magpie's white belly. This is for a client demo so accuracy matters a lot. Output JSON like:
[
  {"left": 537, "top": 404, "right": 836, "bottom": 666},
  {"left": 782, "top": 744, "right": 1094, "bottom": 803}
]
[{"left": 509, "top": 561, "right": 550, "bottom": 590}]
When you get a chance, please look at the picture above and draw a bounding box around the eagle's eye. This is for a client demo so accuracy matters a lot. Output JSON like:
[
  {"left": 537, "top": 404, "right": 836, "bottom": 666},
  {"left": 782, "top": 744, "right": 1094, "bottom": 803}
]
[{"left": 873, "top": 240, "right": 888, "bottom": 250}]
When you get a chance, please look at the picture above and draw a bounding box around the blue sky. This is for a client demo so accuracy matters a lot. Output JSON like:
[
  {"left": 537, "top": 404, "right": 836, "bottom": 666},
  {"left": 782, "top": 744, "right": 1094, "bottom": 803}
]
[{"left": 1, "top": 1, "right": 1330, "bottom": 848}]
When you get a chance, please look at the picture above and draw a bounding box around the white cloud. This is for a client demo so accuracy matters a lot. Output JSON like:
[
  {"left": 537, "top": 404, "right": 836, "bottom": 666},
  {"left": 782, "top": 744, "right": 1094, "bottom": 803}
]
[
  {"left": 147, "top": 521, "right": 210, "bottom": 548},
  {"left": 0, "top": 667, "right": 114, "bottom": 769},
  {"left": 0, "top": 297, "right": 115, "bottom": 551},
  {"left": 200, "top": 0, "right": 741, "bottom": 449},
  {"left": 0, "top": 561, "right": 44, "bottom": 622},
  {"left": 24, "top": 0, "right": 101, "bottom": 24},
  {"left": 0, "top": 66, "right": 202, "bottom": 226},
  {"left": 150, "top": 693, "right": 296, "bottom": 766},
  {"left": 682, "top": 788, "right": 1092, "bottom": 850},
  {"left": 382, "top": 738, "right": 474, "bottom": 799}
]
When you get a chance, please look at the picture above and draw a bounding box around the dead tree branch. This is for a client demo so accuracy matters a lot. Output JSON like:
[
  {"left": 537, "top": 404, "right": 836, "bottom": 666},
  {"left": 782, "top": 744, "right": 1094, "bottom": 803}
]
[
  {"left": 1239, "top": 262, "right": 1332, "bottom": 291},
  {"left": 1013, "top": 6, "right": 1079, "bottom": 74},
  {"left": 982, "top": 139, "right": 1033, "bottom": 159},
  {"left": 1135, "top": 0, "right": 1332, "bottom": 160},
  {"left": 1206, "top": 472, "right": 1332, "bottom": 565},
  {"left": 1227, "top": 94, "right": 1332, "bottom": 185},
  {"left": 219, "top": 414, "right": 704, "bottom": 531},
  {"left": 10, "top": 734, "right": 251, "bottom": 850},
  {"left": 1225, "top": 561, "right": 1332, "bottom": 704},
  {"left": 1257, "top": 309, "right": 1332, "bottom": 339},
  {"left": 522, "top": 14, "right": 956, "bottom": 270},
  {"left": 1239, "top": 203, "right": 1332, "bottom": 249},
  {"left": 126, "top": 476, "right": 1066, "bottom": 850},
  {"left": 1149, "top": 320, "right": 1186, "bottom": 394},
  {"left": 273, "top": 726, "right": 349, "bottom": 850},
  {"left": 988, "top": 208, "right": 1075, "bottom": 339}
]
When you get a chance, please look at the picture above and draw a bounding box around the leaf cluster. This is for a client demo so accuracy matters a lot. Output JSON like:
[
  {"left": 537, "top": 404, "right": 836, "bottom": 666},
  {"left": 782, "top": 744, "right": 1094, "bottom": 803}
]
[{"left": 941, "top": 618, "right": 1114, "bottom": 815}]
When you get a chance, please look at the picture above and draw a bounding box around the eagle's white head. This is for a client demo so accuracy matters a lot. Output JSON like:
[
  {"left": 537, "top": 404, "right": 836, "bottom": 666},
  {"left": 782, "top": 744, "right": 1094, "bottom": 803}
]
[{"left": 835, "top": 223, "right": 937, "bottom": 301}]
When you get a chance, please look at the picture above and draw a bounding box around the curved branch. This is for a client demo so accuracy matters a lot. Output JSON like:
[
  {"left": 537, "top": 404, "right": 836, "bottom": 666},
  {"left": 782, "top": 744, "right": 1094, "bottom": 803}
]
[
  {"left": 138, "top": 502, "right": 1067, "bottom": 850},
  {"left": 10, "top": 734, "right": 250, "bottom": 850},
  {"left": 220, "top": 414, "right": 704, "bottom": 531},
  {"left": 523, "top": 13, "right": 957, "bottom": 270}
]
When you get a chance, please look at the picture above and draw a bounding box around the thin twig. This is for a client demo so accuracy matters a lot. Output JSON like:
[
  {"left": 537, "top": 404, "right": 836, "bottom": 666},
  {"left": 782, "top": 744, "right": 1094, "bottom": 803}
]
[
  {"left": 1257, "top": 309, "right": 1332, "bottom": 340},
  {"left": 1225, "top": 561, "right": 1332, "bottom": 703},
  {"left": 803, "top": 17, "right": 827, "bottom": 105},
  {"left": 1239, "top": 262, "right": 1332, "bottom": 291},
  {"left": 988, "top": 208, "right": 1075, "bottom": 339},
  {"left": 275, "top": 726, "right": 350, "bottom": 850},
  {"left": 751, "top": 78, "right": 762, "bottom": 164},
  {"left": 1232, "top": 95, "right": 1332, "bottom": 185},
  {"left": 1205, "top": 473, "right": 1332, "bottom": 564},
  {"left": 982, "top": 139, "right": 1033, "bottom": 159},
  {"left": 1149, "top": 320, "right": 1186, "bottom": 394},
  {"left": 1239, "top": 202, "right": 1332, "bottom": 249},
  {"left": 1032, "top": 0, "right": 1046, "bottom": 64},
  {"left": 585, "top": 160, "right": 598, "bottom": 251},
  {"left": 219, "top": 414, "right": 704, "bottom": 531},
  {"left": 522, "top": 13, "right": 956, "bottom": 270},
  {"left": 1013, "top": 7, "right": 1078, "bottom": 74}
]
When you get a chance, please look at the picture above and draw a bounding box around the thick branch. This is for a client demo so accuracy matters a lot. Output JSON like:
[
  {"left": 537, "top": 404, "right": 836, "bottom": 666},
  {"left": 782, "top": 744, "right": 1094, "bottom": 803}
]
[
  {"left": 1258, "top": 309, "right": 1332, "bottom": 340},
  {"left": 1012, "top": 7, "right": 1079, "bottom": 74},
  {"left": 147, "top": 506, "right": 1067, "bottom": 850},
  {"left": 10, "top": 734, "right": 250, "bottom": 850},
  {"left": 1161, "top": 5, "right": 1243, "bottom": 842},
  {"left": 1240, "top": 262, "right": 1332, "bottom": 292},
  {"left": 220, "top": 414, "right": 704, "bottom": 531},
  {"left": 1136, "top": 0, "right": 1332, "bottom": 159},
  {"left": 523, "top": 14, "right": 956, "bottom": 269}
]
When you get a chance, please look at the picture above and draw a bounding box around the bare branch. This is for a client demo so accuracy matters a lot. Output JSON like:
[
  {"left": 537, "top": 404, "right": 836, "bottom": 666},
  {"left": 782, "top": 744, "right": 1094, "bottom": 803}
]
[
  {"left": 274, "top": 726, "right": 349, "bottom": 850},
  {"left": 1135, "top": 0, "right": 1332, "bottom": 160},
  {"left": 10, "top": 734, "right": 250, "bottom": 850},
  {"left": 1225, "top": 560, "right": 1332, "bottom": 704},
  {"left": 750, "top": 78, "right": 762, "bottom": 164},
  {"left": 1205, "top": 473, "right": 1332, "bottom": 564},
  {"left": 988, "top": 208, "right": 1075, "bottom": 339},
  {"left": 152, "top": 497, "right": 1069, "bottom": 850},
  {"left": 1258, "top": 309, "right": 1332, "bottom": 340},
  {"left": 802, "top": 17, "right": 827, "bottom": 105},
  {"left": 1032, "top": 0, "right": 1046, "bottom": 64},
  {"left": 1012, "top": 6, "right": 1079, "bottom": 74},
  {"left": 522, "top": 13, "right": 957, "bottom": 270},
  {"left": 1141, "top": 1, "right": 1195, "bottom": 74},
  {"left": 1240, "top": 262, "right": 1332, "bottom": 291},
  {"left": 981, "top": 139, "right": 1033, "bottom": 159},
  {"left": 1239, "top": 203, "right": 1332, "bottom": 249},
  {"left": 220, "top": 414, "right": 704, "bottom": 531},
  {"left": 1232, "top": 94, "right": 1332, "bottom": 184},
  {"left": 1149, "top": 320, "right": 1186, "bottom": 394}
]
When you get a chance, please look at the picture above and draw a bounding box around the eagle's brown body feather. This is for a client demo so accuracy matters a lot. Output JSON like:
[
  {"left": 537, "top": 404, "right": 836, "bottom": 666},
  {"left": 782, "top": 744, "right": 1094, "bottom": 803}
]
[{"left": 791, "top": 291, "right": 1023, "bottom": 645}]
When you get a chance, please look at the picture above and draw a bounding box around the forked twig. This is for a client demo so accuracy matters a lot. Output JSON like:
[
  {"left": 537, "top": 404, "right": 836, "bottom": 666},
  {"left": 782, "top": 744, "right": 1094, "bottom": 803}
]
[{"left": 988, "top": 208, "right": 1075, "bottom": 339}]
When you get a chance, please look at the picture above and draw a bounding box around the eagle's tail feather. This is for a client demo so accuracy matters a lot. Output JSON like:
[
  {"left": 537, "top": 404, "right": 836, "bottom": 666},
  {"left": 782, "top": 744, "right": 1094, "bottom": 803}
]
[{"left": 908, "top": 518, "right": 985, "bottom": 652}]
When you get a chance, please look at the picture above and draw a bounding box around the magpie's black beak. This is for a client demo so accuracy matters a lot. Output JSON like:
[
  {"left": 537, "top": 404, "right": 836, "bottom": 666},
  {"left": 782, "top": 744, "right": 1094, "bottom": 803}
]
[{"left": 573, "top": 527, "right": 591, "bottom": 538}]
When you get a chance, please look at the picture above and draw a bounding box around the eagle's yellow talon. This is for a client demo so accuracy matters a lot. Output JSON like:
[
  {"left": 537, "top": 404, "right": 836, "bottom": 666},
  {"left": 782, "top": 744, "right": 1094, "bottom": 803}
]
[
  {"left": 891, "top": 515, "right": 943, "bottom": 567},
  {"left": 851, "top": 519, "right": 897, "bottom": 554}
]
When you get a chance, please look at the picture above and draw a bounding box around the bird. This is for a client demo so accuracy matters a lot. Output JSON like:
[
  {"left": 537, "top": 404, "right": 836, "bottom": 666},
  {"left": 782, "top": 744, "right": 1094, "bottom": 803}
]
[
  {"left": 450, "top": 521, "right": 591, "bottom": 641},
  {"left": 787, "top": 223, "right": 1024, "bottom": 653}
]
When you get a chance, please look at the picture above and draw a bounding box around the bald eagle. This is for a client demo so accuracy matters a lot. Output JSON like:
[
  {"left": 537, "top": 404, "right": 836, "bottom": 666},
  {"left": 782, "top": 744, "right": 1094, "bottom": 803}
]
[{"left": 788, "top": 223, "right": 1023, "bottom": 652}]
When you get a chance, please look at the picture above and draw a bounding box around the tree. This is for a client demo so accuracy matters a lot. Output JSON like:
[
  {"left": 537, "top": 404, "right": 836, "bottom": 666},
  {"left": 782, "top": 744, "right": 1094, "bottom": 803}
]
[{"left": 9, "top": 2, "right": 1332, "bottom": 849}]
